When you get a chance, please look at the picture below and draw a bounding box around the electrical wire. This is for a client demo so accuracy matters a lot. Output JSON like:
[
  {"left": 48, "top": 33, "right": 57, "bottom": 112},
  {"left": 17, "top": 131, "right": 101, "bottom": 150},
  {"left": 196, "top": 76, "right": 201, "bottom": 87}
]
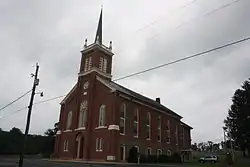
[
  {"left": 0, "top": 90, "right": 32, "bottom": 111},
  {"left": 147, "top": 0, "right": 242, "bottom": 41},
  {"left": 113, "top": 36, "right": 250, "bottom": 81},
  {"left": 0, "top": 95, "right": 65, "bottom": 120}
]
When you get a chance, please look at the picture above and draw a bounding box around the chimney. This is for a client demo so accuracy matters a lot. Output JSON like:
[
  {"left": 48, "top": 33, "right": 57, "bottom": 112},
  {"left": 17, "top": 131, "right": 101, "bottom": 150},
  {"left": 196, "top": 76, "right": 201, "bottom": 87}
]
[{"left": 156, "top": 98, "right": 161, "bottom": 103}]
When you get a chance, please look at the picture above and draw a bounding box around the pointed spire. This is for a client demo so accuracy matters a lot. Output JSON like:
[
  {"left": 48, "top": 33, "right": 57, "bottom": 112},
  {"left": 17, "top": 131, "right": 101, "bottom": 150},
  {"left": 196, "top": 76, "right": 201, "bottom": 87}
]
[{"left": 95, "top": 7, "right": 102, "bottom": 44}]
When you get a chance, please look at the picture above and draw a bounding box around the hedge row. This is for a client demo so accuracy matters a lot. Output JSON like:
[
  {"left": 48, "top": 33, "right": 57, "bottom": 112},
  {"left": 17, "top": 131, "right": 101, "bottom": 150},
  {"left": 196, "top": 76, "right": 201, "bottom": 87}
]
[
  {"left": 139, "top": 153, "right": 182, "bottom": 163},
  {"left": 128, "top": 153, "right": 182, "bottom": 163}
]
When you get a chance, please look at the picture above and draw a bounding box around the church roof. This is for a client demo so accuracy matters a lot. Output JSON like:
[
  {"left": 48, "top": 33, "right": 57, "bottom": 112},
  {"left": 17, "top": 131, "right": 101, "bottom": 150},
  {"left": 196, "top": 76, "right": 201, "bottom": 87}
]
[
  {"left": 96, "top": 76, "right": 182, "bottom": 119},
  {"left": 181, "top": 121, "right": 193, "bottom": 129}
]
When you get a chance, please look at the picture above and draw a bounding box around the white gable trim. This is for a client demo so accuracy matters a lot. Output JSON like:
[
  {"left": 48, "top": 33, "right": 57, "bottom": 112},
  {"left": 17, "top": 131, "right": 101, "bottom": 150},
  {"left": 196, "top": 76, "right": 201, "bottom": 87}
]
[
  {"left": 96, "top": 76, "right": 116, "bottom": 92},
  {"left": 81, "top": 43, "right": 114, "bottom": 56},
  {"left": 78, "top": 67, "right": 112, "bottom": 79},
  {"left": 60, "top": 84, "right": 77, "bottom": 104}
]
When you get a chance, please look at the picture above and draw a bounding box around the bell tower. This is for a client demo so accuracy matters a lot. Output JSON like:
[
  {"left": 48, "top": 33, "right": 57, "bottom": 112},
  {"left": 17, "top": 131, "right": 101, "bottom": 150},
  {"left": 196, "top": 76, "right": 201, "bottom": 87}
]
[{"left": 79, "top": 8, "right": 114, "bottom": 80}]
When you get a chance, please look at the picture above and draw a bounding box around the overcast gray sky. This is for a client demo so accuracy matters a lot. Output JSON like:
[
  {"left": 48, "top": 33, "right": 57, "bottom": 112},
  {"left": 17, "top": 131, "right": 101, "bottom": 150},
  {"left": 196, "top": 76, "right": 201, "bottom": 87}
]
[{"left": 0, "top": 0, "right": 250, "bottom": 143}]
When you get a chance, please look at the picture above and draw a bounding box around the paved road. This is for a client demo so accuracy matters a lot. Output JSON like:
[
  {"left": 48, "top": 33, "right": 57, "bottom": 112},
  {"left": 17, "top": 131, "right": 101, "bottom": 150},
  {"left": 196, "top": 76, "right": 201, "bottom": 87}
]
[{"left": 0, "top": 158, "right": 182, "bottom": 167}]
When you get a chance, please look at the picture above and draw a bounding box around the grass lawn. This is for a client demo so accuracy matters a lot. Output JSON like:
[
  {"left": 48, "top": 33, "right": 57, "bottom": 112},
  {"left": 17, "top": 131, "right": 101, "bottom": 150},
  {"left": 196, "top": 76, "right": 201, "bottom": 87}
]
[
  {"left": 185, "top": 151, "right": 250, "bottom": 167},
  {"left": 187, "top": 163, "right": 249, "bottom": 167}
]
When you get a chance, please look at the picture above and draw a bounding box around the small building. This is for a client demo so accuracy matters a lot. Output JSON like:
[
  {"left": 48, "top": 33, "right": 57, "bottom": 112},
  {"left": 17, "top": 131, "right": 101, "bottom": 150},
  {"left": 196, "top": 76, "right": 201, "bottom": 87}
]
[{"left": 54, "top": 9, "right": 192, "bottom": 162}]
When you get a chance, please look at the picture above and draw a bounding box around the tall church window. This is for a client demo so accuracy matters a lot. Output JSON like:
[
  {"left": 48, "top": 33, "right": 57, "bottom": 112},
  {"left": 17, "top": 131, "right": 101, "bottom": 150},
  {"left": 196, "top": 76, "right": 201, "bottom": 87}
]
[
  {"left": 166, "top": 120, "right": 171, "bottom": 143},
  {"left": 84, "top": 58, "right": 89, "bottom": 71},
  {"left": 120, "top": 103, "right": 126, "bottom": 135},
  {"left": 78, "top": 101, "right": 87, "bottom": 128},
  {"left": 66, "top": 111, "right": 72, "bottom": 130},
  {"left": 99, "top": 57, "right": 107, "bottom": 73},
  {"left": 157, "top": 116, "right": 161, "bottom": 142},
  {"left": 103, "top": 58, "right": 107, "bottom": 73},
  {"left": 88, "top": 57, "right": 92, "bottom": 70},
  {"left": 146, "top": 112, "right": 151, "bottom": 139},
  {"left": 99, "top": 57, "right": 103, "bottom": 70},
  {"left": 175, "top": 125, "right": 179, "bottom": 145},
  {"left": 98, "top": 105, "right": 106, "bottom": 127},
  {"left": 133, "top": 108, "right": 139, "bottom": 138}
]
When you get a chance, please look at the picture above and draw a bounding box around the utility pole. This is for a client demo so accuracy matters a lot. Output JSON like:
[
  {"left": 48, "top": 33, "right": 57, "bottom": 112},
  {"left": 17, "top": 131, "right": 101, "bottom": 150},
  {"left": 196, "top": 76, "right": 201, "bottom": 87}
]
[{"left": 19, "top": 63, "right": 40, "bottom": 167}]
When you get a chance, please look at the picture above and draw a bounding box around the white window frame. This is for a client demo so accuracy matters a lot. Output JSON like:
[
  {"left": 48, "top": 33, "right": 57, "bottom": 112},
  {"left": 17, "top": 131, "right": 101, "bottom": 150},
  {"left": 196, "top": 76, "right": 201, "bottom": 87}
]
[
  {"left": 63, "top": 140, "right": 68, "bottom": 152},
  {"left": 99, "top": 57, "right": 107, "bottom": 73},
  {"left": 157, "top": 149, "right": 162, "bottom": 156},
  {"left": 103, "top": 58, "right": 107, "bottom": 73},
  {"left": 133, "top": 108, "right": 139, "bottom": 138},
  {"left": 120, "top": 103, "right": 126, "bottom": 135},
  {"left": 98, "top": 105, "right": 106, "bottom": 127},
  {"left": 88, "top": 57, "right": 92, "bottom": 70},
  {"left": 99, "top": 57, "right": 103, "bottom": 71},
  {"left": 84, "top": 57, "right": 89, "bottom": 71},
  {"left": 134, "top": 145, "right": 139, "bottom": 153},
  {"left": 96, "top": 138, "right": 104, "bottom": 152},
  {"left": 120, "top": 145, "right": 126, "bottom": 161},
  {"left": 66, "top": 111, "right": 72, "bottom": 130},
  {"left": 157, "top": 116, "right": 161, "bottom": 142},
  {"left": 146, "top": 112, "right": 151, "bottom": 140},
  {"left": 147, "top": 147, "right": 152, "bottom": 156}
]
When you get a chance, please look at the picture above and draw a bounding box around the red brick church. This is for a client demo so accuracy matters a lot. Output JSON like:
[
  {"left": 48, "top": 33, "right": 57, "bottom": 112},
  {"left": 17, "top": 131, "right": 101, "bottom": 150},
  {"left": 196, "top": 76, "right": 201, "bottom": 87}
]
[{"left": 54, "top": 9, "right": 192, "bottom": 162}]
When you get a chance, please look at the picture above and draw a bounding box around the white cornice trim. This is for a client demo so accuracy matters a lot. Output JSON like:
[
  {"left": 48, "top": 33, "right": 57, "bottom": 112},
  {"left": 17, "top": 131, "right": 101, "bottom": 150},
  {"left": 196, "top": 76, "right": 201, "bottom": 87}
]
[
  {"left": 60, "top": 84, "right": 77, "bottom": 104},
  {"left": 96, "top": 76, "right": 116, "bottom": 92},
  {"left": 108, "top": 125, "right": 119, "bottom": 130},
  {"left": 78, "top": 67, "right": 112, "bottom": 79},
  {"left": 81, "top": 43, "right": 114, "bottom": 56},
  {"left": 95, "top": 126, "right": 108, "bottom": 130},
  {"left": 75, "top": 127, "right": 86, "bottom": 131}
]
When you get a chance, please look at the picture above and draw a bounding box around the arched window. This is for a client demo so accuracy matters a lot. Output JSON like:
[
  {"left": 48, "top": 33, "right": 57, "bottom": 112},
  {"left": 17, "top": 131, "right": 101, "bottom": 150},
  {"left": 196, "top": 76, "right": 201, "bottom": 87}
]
[
  {"left": 167, "top": 150, "right": 172, "bottom": 156},
  {"left": 78, "top": 101, "right": 88, "bottom": 128},
  {"left": 133, "top": 108, "right": 139, "bottom": 137},
  {"left": 98, "top": 105, "right": 106, "bottom": 127},
  {"left": 157, "top": 149, "right": 162, "bottom": 156},
  {"left": 66, "top": 111, "right": 72, "bottom": 130},
  {"left": 96, "top": 138, "right": 104, "bottom": 152},
  {"left": 146, "top": 112, "right": 151, "bottom": 139},
  {"left": 63, "top": 140, "right": 68, "bottom": 152},
  {"left": 120, "top": 103, "right": 126, "bottom": 135}
]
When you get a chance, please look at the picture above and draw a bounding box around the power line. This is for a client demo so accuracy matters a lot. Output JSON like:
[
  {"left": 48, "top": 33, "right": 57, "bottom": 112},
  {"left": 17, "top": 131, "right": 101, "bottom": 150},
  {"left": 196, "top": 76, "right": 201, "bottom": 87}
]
[
  {"left": 134, "top": 0, "right": 201, "bottom": 33},
  {"left": 0, "top": 95, "right": 65, "bottom": 120},
  {"left": 33, "top": 95, "right": 66, "bottom": 105},
  {"left": 113, "top": 36, "right": 250, "bottom": 81},
  {"left": 0, "top": 90, "right": 32, "bottom": 112},
  {"left": 147, "top": 0, "right": 242, "bottom": 41}
]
